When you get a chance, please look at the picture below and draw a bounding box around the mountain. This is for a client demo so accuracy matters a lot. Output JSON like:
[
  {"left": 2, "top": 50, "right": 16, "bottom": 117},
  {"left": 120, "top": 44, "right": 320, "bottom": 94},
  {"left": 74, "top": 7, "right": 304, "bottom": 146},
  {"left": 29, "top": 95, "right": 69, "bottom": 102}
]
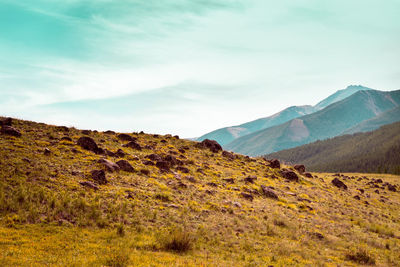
[
  {"left": 1, "top": 116, "right": 400, "bottom": 265},
  {"left": 314, "top": 85, "right": 370, "bottom": 110},
  {"left": 265, "top": 121, "right": 400, "bottom": 174},
  {"left": 197, "top": 105, "right": 315, "bottom": 145},
  {"left": 343, "top": 106, "right": 400, "bottom": 134},
  {"left": 197, "top": 85, "right": 371, "bottom": 146},
  {"left": 225, "top": 89, "right": 400, "bottom": 156}
]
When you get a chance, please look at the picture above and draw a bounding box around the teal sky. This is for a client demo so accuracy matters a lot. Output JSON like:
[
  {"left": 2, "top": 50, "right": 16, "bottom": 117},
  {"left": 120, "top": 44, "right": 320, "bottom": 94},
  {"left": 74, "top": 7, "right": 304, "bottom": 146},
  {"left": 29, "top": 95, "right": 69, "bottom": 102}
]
[{"left": 0, "top": 0, "right": 399, "bottom": 137}]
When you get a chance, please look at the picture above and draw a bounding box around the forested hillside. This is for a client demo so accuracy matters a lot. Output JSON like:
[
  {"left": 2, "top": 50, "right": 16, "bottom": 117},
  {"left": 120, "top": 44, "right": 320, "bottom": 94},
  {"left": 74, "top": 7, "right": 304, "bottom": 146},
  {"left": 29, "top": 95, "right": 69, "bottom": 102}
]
[{"left": 266, "top": 122, "right": 400, "bottom": 174}]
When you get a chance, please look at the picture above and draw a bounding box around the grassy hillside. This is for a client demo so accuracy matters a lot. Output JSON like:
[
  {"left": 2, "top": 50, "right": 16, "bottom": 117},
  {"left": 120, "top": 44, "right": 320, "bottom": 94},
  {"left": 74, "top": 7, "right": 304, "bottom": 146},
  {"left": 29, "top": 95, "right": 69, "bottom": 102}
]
[
  {"left": 226, "top": 89, "right": 400, "bottom": 156},
  {"left": 266, "top": 122, "right": 400, "bottom": 174},
  {"left": 1, "top": 117, "right": 400, "bottom": 266}
]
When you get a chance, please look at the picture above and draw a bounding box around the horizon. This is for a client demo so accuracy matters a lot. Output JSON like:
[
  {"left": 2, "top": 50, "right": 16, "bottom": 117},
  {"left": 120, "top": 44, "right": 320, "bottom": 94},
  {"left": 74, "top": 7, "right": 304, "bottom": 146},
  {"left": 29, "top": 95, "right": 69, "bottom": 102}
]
[{"left": 1, "top": 1, "right": 400, "bottom": 137}]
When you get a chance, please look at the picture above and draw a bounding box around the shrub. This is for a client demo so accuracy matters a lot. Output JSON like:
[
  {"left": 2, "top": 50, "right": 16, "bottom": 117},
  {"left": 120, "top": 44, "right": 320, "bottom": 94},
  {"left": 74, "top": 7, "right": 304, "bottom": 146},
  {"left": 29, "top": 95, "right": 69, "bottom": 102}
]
[
  {"left": 160, "top": 227, "right": 194, "bottom": 253},
  {"left": 345, "top": 248, "right": 376, "bottom": 265}
]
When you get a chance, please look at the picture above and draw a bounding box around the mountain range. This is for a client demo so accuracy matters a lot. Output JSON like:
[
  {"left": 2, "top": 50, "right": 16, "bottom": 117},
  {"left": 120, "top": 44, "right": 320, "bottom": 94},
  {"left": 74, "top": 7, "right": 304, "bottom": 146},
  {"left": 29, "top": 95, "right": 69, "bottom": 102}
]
[
  {"left": 265, "top": 121, "right": 400, "bottom": 174},
  {"left": 199, "top": 85, "right": 400, "bottom": 156}
]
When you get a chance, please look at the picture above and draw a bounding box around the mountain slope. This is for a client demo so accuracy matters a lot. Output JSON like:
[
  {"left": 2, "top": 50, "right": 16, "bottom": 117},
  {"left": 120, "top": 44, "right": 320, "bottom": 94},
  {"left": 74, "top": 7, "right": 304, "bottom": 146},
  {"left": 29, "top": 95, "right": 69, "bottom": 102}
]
[
  {"left": 197, "top": 105, "right": 315, "bottom": 145},
  {"left": 1, "top": 117, "right": 400, "bottom": 265},
  {"left": 344, "top": 106, "right": 400, "bottom": 134},
  {"left": 265, "top": 121, "right": 400, "bottom": 174},
  {"left": 197, "top": 85, "right": 371, "bottom": 146},
  {"left": 225, "top": 89, "right": 400, "bottom": 156}
]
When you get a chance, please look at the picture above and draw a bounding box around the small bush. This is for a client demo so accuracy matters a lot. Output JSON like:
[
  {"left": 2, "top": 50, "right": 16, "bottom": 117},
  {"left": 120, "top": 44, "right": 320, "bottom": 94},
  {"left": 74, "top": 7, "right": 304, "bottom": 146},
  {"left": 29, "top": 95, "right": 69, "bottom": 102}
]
[
  {"left": 346, "top": 248, "right": 376, "bottom": 265},
  {"left": 160, "top": 227, "right": 194, "bottom": 253}
]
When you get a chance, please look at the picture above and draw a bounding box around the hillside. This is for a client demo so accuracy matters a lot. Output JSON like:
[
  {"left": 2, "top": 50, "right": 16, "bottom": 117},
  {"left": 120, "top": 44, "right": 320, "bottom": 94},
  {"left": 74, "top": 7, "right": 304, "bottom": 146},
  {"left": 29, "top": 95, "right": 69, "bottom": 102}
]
[
  {"left": 1, "top": 117, "right": 400, "bottom": 266},
  {"left": 344, "top": 106, "right": 400, "bottom": 134},
  {"left": 265, "top": 121, "right": 400, "bottom": 174},
  {"left": 197, "top": 85, "right": 371, "bottom": 146},
  {"left": 225, "top": 89, "right": 400, "bottom": 156}
]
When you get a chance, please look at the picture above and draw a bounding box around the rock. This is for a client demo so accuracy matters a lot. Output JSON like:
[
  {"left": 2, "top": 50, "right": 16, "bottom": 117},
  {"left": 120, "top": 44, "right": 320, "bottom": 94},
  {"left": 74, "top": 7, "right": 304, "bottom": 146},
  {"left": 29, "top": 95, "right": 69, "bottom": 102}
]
[
  {"left": 331, "top": 178, "right": 347, "bottom": 190},
  {"left": 1, "top": 125, "right": 21, "bottom": 137},
  {"left": 81, "top": 130, "right": 91, "bottom": 135},
  {"left": 123, "top": 141, "right": 142, "bottom": 150},
  {"left": 77, "top": 137, "right": 102, "bottom": 154},
  {"left": 60, "top": 136, "right": 72, "bottom": 142},
  {"left": 91, "top": 170, "right": 107, "bottom": 184},
  {"left": 79, "top": 181, "right": 99, "bottom": 190},
  {"left": 116, "top": 160, "right": 135, "bottom": 172},
  {"left": 142, "top": 160, "right": 155, "bottom": 166},
  {"left": 176, "top": 166, "right": 190, "bottom": 173},
  {"left": 353, "top": 195, "right": 361, "bottom": 200},
  {"left": 22, "top": 158, "right": 31, "bottom": 163},
  {"left": 173, "top": 135, "right": 179, "bottom": 139},
  {"left": 104, "top": 130, "right": 116, "bottom": 135},
  {"left": 160, "top": 139, "right": 167, "bottom": 143},
  {"left": 266, "top": 159, "right": 280, "bottom": 169},
  {"left": 140, "top": 169, "right": 150, "bottom": 175},
  {"left": 104, "top": 149, "right": 116, "bottom": 157},
  {"left": 44, "top": 148, "right": 51, "bottom": 155},
  {"left": 207, "top": 182, "right": 218, "bottom": 187},
  {"left": 0, "top": 117, "right": 12, "bottom": 126},
  {"left": 232, "top": 201, "right": 242, "bottom": 208},
  {"left": 222, "top": 151, "right": 236, "bottom": 160},
  {"left": 200, "top": 139, "right": 222, "bottom": 153},
  {"left": 156, "top": 161, "right": 171, "bottom": 171},
  {"left": 358, "top": 188, "right": 365, "bottom": 194},
  {"left": 304, "top": 172, "right": 313, "bottom": 178},
  {"left": 240, "top": 192, "right": 254, "bottom": 201},
  {"left": 261, "top": 185, "right": 278, "bottom": 200},
  {"left": 163, "top": 155, "right": 180, "bottom": 166},
  {"left": 294, "top": 164, "right": 306, "bottom": 174},
  {"left": 223, "top": 178, "right": 235, "bottom": 184},
  {"left": 97, "top": 158, "right": 120, "bottom": 172},
  {"left": 115, "top": 149, "right": 126, "bottom": 158},
  {"left": 147, "top": 154, "right": 161, "bottom": 162},
  {"left": 244, "top": 175, "right": 257, "bottom": 183},
  {"left": 281, "top": 170, "right": 299, "bottom": 182},
  {"left": 387, "top": 184, "right": 397, "bottom": 192},
  {"left": 185, "top": 176, "right": 197, "bottom": 183},
  {"left": 117, "top": 133, "right": 136, "bottom": 142}
]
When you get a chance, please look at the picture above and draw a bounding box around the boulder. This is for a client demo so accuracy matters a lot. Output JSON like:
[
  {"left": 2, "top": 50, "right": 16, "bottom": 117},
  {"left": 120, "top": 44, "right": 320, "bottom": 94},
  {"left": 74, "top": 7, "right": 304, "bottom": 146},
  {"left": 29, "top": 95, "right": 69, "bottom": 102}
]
[
  {"left": 281, "top": 170, "right": 299, "bottom": 182},
  {"left": 261, "top": 185, "right": 278, "bottom": 200},
  {"left": 266, "top": 159, "right": 280, "bottom": 169},
  {"left": 294, "top": 164, "right": 306, "bottom": 174},
  {"left": 200, "top": 139, "right": 222, "bottom": 153},
  {"left": 117, "top": 133, "right": 136, "bottom": 142},
  {"left": 97, "top": 158, "right": 120, "bottom": 172},
  {"left": 331, "top": 178, "right": 347, "bottom": 190},
  {"left": 156, "top": 161, "right": 171, "bottom": 171},
  {"left": 222, "top": 151, "right": 236, "bottom": 160},
  {"left": 123, "top": 141, "right": 142, "bottom": 150},
  {"left": 244, "top": 175, "right": 257, "bottom": 183},
  {"left": 77, "top": 137, "right": 102, "bottom": 154},
  {"left": 104, "top": 130, "right": 116, "bottom": 135},
  {"left": 91, "top": 170, "right": 107, "bottom": 184},
  {"left": 142, "top": 160, "right": 155, "bottom": 166},
  {"left": 116, "top": 160, "right": 135, "bottom": 172},
  {"left": 0, "top": 117, "right": 12, "bottom": 126},
  {"left": 304, "top": 172, "right": 313, "bottom": 178},
  {"left": 240, "top": 192, "right": 254, "bottom": 201},
  {"left": 1, "top": 125, "right": 21, "bottom": 137}
]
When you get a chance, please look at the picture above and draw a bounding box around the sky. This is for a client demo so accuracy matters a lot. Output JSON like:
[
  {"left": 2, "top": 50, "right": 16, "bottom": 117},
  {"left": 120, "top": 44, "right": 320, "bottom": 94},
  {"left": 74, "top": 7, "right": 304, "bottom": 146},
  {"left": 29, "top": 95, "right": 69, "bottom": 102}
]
[{"left": 0, "top": 0, "right": 399, "bottom": 137}]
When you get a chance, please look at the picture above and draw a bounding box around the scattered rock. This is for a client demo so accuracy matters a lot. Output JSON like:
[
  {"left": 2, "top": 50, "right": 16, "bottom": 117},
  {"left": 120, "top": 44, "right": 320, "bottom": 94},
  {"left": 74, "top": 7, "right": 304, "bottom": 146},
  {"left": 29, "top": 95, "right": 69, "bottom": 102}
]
[
  {"left": 77, "top": 136, "right": 102, "bottom": 154},
  {"left": 117, "top": 133, "right": 137, "bottom": 142},
  {"left": 115, "top": 149, "right": 126, "bottom": 158},
  {"left": 116, "top": 160, "right": 135, "bottom": 172},
  {"left": 79, "top": 181, "right": 99, "bottom": 190},
  {"left": 331, "top": 178, "right": 347, "bottom": 190},
  {"left": 199, "top": 139, "right": 222, "bottom": 153},
  {"left": 44, "top": 148, "right": 51, "bottom": 155},
  {"left": 104, "top": 149, "right": 116, "bottom": 157},
  {"left": 266, "top": 159, "right": 280, "bottom": 169},
  {"left": 163, "top": 155, "right": 180, "bottom": 166},
  {"left": 387, "top": 184, "right": 397, "bottom": 192},
  {"left": 304, "top": 172, "right": 313, "bottom": 178},
  {"left": 294, "top": 164, "right": 306, "bottom": 174},
  {"left": 261, "top": 185, "right": 278, "bottom": 200},
  {"left": 176, "top": 166, "right": 190, "bottom": 173},
  {"left": 146, "top": 154, "right": 162, "bottom": 161},
  {"left": 142, "top": 160, "right": 155, "bottom": 166},
  {"left": 123, "top": 141, "right": 142, "bottom": 150},
  {"left": 207, "top": 182, "right": 218, "bottom": 187},
  {"left": 223, "top": 178, "right": 235, "bottom": 184},
  {"left": 222, "top": 150, "right": 236, "bottom": 160},
  {"left": 97, "top": 158, "right": 120, "bottom": 172},
  {"left": 240, "top": 192, "right": 254, "bottom": 201},
  {"left": 91, "top": 170, "right": 107, "bottom": 184},
  {"left": 0, "top": 117, "right": 12, "bottom": 126},
  {"left": 244, "top": 175, "right": 257, "bottom": 183},
  {"left": 1, "top": 125, "right": 21, "bottom": 137},
  {"left": 185, "top": 176, "right": 197, "bottom": 183},
  {"left": 156, "top": 161, "right": 171, "bottom": 171},
  {"left": 281, "top": 170, "right": 299, "bottom": 182}
]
